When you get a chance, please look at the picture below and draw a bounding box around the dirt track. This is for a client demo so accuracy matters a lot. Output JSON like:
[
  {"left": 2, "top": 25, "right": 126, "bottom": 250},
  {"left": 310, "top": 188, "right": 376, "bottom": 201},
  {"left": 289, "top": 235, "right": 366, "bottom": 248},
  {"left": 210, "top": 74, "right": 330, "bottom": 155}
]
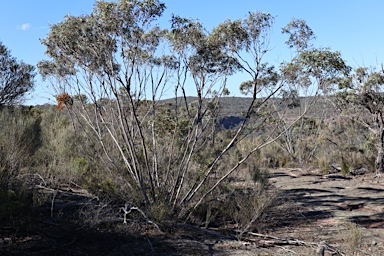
[{"left": 266, "top": 168, "right": 384, "bottom": 255}]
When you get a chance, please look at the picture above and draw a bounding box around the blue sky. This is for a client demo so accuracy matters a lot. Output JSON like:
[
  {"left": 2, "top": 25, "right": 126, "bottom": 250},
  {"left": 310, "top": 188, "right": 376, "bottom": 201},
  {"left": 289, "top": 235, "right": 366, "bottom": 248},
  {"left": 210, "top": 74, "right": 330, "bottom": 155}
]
[{"left": 2, "top": 0, "right": 384, "bottom": 105}]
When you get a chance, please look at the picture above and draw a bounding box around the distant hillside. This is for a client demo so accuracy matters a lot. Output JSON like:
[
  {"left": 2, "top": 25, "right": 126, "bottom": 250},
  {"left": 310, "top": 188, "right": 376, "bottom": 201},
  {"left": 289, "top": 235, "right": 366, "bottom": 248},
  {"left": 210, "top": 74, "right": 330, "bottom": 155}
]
[
  {"left": 34, "top": 95, "right": 337, "bottom": 129},
  {"left": 160, "top": 96, "right": 337, "bottom": 129},
  {"left": 160, "top": 96, "right": 253, "bottom": 115},
  {"left": 161, "top": 95, "right": 335, "bottom": 116}
]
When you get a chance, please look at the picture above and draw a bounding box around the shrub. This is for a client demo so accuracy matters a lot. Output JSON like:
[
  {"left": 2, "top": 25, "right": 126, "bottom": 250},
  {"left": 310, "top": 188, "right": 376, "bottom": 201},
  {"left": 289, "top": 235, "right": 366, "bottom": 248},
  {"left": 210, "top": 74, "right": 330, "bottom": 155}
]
[{"left": 0, "top": 106, "right": 41, "bottom": 196}]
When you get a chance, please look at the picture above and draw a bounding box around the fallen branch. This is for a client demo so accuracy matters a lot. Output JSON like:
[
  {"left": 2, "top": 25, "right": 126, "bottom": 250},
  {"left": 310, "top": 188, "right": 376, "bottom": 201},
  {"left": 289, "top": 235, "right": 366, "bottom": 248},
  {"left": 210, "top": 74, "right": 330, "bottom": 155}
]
[
  {"left": 121, "top": 204, "right": 162, "bottom": 233},
  {"left": 245, "top": 232, "right": 345, "bottom": 256},
  {"left": 35, "top": 184, "right": 98, "bottom": 199},
  {"left": 17, "top": 173, "right": 47, "bottom": 187},
  {"left": 180, "top": 224, "right": 235, "bottom": 240},
  {"left": 276, "top": 245, "right": 301, "bottom": 256},
  {"left": 51, "top": 190, "right": 57, "bottom": 218}
]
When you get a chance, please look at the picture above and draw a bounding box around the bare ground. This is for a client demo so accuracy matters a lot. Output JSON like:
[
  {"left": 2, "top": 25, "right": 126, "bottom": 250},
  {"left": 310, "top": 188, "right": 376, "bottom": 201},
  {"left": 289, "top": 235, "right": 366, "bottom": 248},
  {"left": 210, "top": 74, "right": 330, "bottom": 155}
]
[
  {"left": 265, "top": 168, "right": 384, "bottom": 255},
  {"left": 1, "top": 168, "right": 384, "bottom": 255}
]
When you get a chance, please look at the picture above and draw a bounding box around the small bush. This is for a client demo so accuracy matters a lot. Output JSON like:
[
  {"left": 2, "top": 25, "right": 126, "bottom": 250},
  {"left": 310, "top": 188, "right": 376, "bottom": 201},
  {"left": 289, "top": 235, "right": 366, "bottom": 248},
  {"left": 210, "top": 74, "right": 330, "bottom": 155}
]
[
  {"left": 0, "top": 180, "right": 35, "bottom": 226},
  {"left": 338, "top": 220, "right": 362, "bottom": 253},
  {"left": 341, "top": 159, "right": 350, "bottom": 175},
  {"left": 251, "top": 166, "right": 270, "bottom": 186},
  {"left": 147, "top": 201, "right": 173, "bottom": 222},
  {"left": 189, "top": 167, "right": 274, "bottom": 236},
  {"left": 317, "top": 155, "right": 330, "bottom": 174}
]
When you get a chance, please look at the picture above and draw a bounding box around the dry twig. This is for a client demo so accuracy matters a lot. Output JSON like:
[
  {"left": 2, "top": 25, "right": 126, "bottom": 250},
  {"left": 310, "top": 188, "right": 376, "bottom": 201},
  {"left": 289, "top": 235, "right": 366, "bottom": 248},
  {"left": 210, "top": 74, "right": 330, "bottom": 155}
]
[
  {"left": 121, "top": 204, "right": 162, "bottom": 233},
  {"left": 245, "top": 232, "right": 345, "bottom": 256}
]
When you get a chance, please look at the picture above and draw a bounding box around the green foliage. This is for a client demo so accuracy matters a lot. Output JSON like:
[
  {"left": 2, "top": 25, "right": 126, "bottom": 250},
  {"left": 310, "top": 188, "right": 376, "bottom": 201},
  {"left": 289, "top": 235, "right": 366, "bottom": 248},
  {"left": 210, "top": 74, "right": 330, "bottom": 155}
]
[
  {"left": 0, "top": 41, "right": 36, "bottom": 106},
  {"left": 282, "top": 18, "right": 315, "bottom": 51},
  {"left": 190, "top": 183, "right": 272, "bottom": 233},
  {"left": 147, "top": 201, "right": 173, "bottom": 222},
  {"left": 258, "top": 143, "right": 290, "bottom": 168},
  {"left": 335, "top": 66, "right": 384, "bottom": 174},
  {"left": 317, "top": 155, "right": 329, "bottom": 174},
  {"left": 239, "top": 64, "right": 279, "bottom": 95},
  {"left": 0, "top": 185, "right": 33, "bottom": 221},
  {"left": 341, "top": 159, "right": 350, "bottom": 175},
  {"left": 0, "top": 107, "right": 42, "bottom": 189},
  {"left": 250, "top": 166, "right": 270, "bottom": 186},
  {"left": 72, "top": 158, "right": 90, "bottom": 175},
  {"left": 211, "top": 11, "right": 274, "bottom": 53},
  {"left": 73, "top": 94, "right": 88, "bottom": 104},
  {"left": 339, "top": 220, "right": 363, "bottom": 253},
  {"left": 38, "top": 0, "right": 167, "bottom": 79},
  {"left": 282, "top": 49, "right": 351, "bottom": 95}
]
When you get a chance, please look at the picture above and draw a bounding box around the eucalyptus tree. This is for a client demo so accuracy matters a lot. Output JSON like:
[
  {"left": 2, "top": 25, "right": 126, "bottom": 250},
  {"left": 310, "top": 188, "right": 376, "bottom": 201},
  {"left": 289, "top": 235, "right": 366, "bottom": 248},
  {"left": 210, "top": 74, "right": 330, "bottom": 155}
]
[
  {"left": 39, "top": 0, "right": 171, "bottom": 205},
  {"left": 336, "top": 67, "right": 384, "bottom": 175},
  {"left": 38, "top": 0, "right": 346, "bottom": 220},
  {"left": 0, "top": 41, "right": 36, "bottom": 106},
  {"left": 185, "top": 12, "right": 283, "bottom": 212},
  {"left": 269, "top": 19, "right": 351, "bottom": 163}
]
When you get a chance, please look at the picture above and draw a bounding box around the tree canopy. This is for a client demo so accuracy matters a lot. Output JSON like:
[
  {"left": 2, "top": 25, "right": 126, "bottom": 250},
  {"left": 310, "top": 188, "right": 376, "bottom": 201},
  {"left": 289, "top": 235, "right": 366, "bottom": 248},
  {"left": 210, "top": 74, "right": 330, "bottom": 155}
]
[
  {"left": 336, "top": 67, "right": 384, "bottom": 175},
  {"left": 37, "top": 0, "right": 352, "bottom": 219},
  {"left": 0, "top": 41, "right": 36, "bottom": 106}
]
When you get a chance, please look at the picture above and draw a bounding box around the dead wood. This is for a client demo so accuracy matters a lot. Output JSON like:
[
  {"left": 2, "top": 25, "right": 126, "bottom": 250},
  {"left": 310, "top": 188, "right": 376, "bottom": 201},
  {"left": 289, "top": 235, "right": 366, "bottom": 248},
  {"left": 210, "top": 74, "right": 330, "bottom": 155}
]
[
  {"left": 122, "top": 204, "right": 162, "bottom": 233},
  {"left": 245, "top": 231, "right": 345, "bottom": 256}
]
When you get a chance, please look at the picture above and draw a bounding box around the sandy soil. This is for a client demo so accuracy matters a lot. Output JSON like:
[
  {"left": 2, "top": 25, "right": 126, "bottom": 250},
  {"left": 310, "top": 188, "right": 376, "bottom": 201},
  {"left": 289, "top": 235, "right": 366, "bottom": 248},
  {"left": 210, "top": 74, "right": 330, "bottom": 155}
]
[{"left": 266, "top": 168, "right": 384, "bottom": 255}]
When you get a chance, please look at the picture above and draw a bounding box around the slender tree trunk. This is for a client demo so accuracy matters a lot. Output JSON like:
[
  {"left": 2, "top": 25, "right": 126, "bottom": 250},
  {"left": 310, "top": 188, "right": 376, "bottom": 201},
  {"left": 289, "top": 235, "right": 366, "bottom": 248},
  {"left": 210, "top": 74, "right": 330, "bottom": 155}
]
[{"left": 375, "top": 128, "right": 384, "bottom": 175}]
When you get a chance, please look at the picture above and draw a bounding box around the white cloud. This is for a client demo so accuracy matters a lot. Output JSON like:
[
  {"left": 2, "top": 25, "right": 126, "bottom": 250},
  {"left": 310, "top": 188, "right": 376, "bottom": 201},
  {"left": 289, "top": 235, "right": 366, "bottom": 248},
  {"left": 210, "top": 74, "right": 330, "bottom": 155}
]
[{"left": 17, "top": 23, "right": 31, "bottom": 31}]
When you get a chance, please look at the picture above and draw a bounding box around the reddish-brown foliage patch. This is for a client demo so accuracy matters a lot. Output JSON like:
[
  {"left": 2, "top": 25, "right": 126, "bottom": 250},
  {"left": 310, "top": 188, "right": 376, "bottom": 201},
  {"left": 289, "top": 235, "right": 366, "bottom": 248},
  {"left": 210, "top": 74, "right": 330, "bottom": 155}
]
[{"left": 56, "top": 92, "right": 73, "bottom": 111}]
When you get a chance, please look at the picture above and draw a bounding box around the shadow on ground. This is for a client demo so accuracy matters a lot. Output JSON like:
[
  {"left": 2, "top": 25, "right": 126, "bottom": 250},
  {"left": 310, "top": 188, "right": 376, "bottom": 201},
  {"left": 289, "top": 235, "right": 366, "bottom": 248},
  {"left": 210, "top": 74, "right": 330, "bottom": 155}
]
[{"left": 265, "top": 169, "right": 384, "bottom": 230}]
